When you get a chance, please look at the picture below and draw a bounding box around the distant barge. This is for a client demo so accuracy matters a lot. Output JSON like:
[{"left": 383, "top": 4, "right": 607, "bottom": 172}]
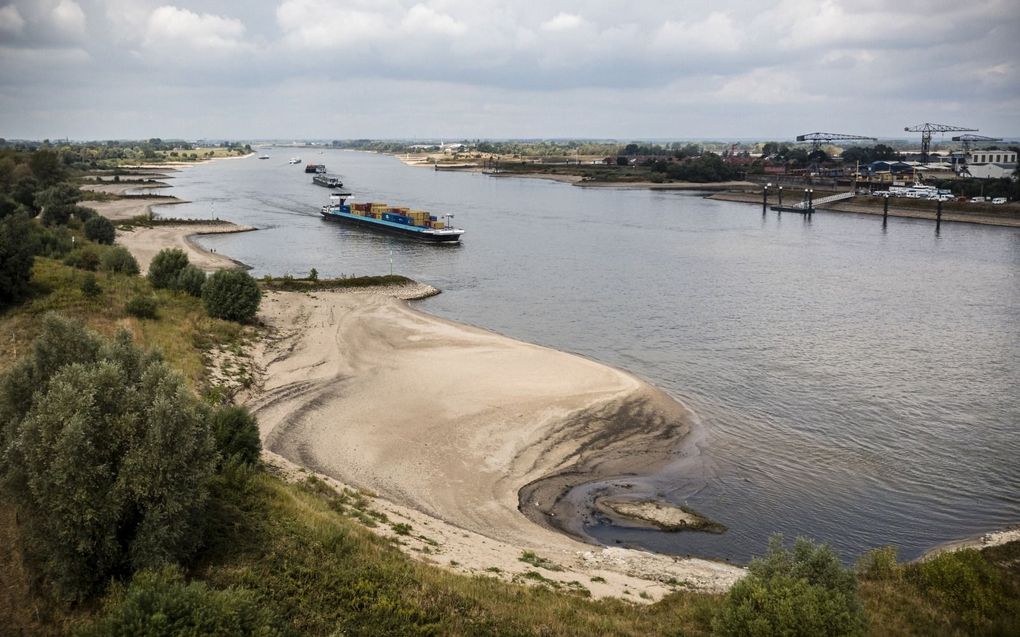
[
  {"left": 320, "top": 193, "right": 463, "bottom": 243},
  {"left": 313, "top": 174, "right": 343, "bottom": 188}
]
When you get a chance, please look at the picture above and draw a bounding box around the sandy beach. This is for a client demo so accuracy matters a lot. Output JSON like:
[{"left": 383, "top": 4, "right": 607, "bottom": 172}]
[
  {"left": 244, "top": 287, "right": 744, "bottom": 600},
  {"left": 115, "top": 223, "right": 254, "bottom": 273}
]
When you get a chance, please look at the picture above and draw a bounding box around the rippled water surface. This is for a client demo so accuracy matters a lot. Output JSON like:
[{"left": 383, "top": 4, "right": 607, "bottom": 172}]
[{"left": 166, "top": 150, "right": 1020, "bottom": 563}]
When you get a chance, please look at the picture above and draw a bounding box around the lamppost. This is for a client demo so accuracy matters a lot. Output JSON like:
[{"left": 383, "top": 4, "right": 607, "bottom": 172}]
[
  {"left": 778, "top": 185, "right": 784, "bottom": 208},
  {"left": 763, "top": 183, "right": 771, "bottom": 213}
]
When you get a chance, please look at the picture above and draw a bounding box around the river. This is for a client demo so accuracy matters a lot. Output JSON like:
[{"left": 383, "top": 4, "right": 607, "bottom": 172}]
[{"left": 161, "top": 149, "right": 1020, "bottom": 564}]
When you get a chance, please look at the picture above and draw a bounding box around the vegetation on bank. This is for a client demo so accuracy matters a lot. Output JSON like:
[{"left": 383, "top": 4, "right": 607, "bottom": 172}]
[{"left": 259, "top": 272, "right": 414, "bottom": 292}]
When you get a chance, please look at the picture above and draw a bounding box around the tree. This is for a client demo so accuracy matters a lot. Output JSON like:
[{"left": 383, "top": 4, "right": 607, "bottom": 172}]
[
  {"left": 148, "top": 248, "right": 189, "bottom": 289},
  {"left": 174, "top": 264, "right": 206, "bottom": 297},
  {"left": 0, "top": 319, "right": 216, "bottom": 600},
  {"left": 34, "top": 183, "right": 81, "bottom": 225},
  {"left": 0, "top": 214, "right": 35, "bottom": 304},
  {"left": 102, "top": 247, "right": 140, "bottom": 275},
  {"left": 713, "top": 535, "right": 865, "bottom": 637},
  {"left": 81, "top": 272, "right": 102, "bottom": 298},
  {"left": 84, "top": 215, "right": 116, "bottom": 245},
  {"left": 202, "top": 270, "right": 261, "bottom": 323}
]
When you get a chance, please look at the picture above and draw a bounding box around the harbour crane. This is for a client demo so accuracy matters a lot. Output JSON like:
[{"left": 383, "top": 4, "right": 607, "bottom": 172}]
[
  {"left": 795, "top": 132, "right": 877, "bottom": 152},
  {"left": 951, "top": 133, "right": 1002, "bottom": 153},
  {"left": 904, "top": 123, "right": 977, "bottom": 164}
]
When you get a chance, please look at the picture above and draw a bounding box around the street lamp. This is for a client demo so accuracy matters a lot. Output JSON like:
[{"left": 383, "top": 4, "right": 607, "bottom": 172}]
[
  {"left": 778, "top": 185, "right": 784, "bottom": 207},
  {"left": 763, "top": 183, "right": 771, "bottom": 212}
]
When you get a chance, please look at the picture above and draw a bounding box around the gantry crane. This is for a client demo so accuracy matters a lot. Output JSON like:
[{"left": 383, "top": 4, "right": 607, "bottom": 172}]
[
  {"left": 795, "top": 132, "right": 878, "bottom": 152},
  {"left": 951, "top": 134, "right": 1002, "bottom": 153},
  {"left": 904, "top": 123, "right": 977, "bottom": 163}
]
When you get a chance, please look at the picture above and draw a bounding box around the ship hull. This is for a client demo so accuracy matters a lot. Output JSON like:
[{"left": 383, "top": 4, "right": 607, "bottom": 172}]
[{"left": 320, "top": 210, "right": 462, "bottom": 243}]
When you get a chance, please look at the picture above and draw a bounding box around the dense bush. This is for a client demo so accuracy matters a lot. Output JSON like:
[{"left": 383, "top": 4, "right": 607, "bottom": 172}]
[
  {"left": 713, "top": 535, "right": 865, "bottom": 637},
  {"left": 64, "top": 246, "right": 102, "bottom": 271},
  {"left": 84, "top": 215, "right": 116, "bottom": 245},
  {"left": 31, "top": 222, "right": 74, "bottom": 258},
  {"left": 210, "top": 405, "right": 261, "bottom": 467},
  {"left": 856, "top": 546, "right": 901, "bottom": 581},
  {"left": 909, "top": 549, "right": 1019, "bottom": 633},
  {"left": 174, "top": 264, "right": 206, "bottom": 297},
  {"left": 0, "top": 316, "right": 216, "bottom": 600},
  {"left": 81, "top": 272, "right": 102, "bottom": 298},
  {"left": 147, "top": 248, "right": 189, "bottom": 289},
  {"left": 102, "top": 246, "right": 140, "bottom": 275},
  {"left": 202, "top": 269, "right": 261, "bottom": 323},
  {"left": 78, "top": 567, "right": 284, "bottom": 637},
  {"left": 0, "top": 214, "right": 35, "bottom": 304},
  {"left": 125, "top": 295, "right": 158, "bottom": 319}
]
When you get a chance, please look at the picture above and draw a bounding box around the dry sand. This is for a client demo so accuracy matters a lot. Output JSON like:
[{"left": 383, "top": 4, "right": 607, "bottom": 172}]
[
  {"left": 246, "top": 287, "right": 744, "bottom": 600},
  {"left": 115, "top": 223, "right": 254, "bottom": 273}
]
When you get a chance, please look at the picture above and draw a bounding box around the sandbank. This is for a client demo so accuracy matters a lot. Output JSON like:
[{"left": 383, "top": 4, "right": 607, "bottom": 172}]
[
  {"left": 115, "top": 223, "right": 254, "bottom": 273},
  {"left": 246, "top": 288, "right": 744, "bottom": 600}
]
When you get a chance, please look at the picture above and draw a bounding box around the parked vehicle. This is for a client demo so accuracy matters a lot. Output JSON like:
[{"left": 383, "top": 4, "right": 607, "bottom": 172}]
[{"left": 991, "top": 198, "right": 1007, "bottom": 205}]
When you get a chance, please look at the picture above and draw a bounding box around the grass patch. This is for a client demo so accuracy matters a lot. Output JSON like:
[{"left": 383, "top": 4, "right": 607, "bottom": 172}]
[{"left": 519, "top": 550, "right": 564, "bottom": 572}]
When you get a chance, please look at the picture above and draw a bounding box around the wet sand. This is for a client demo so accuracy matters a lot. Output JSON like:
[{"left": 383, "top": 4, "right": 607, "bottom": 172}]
[{"left": 246, "top": 288, "right": 744, "bottom": 599}]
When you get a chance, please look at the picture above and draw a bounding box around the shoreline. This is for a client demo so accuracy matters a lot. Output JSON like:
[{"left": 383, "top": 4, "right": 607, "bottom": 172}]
[
  {"left": 243, "top": 288, "right": 744, "bottom": 599},
  {"left": 707, "top": 190, "right": 1020, "bottom": 228}
]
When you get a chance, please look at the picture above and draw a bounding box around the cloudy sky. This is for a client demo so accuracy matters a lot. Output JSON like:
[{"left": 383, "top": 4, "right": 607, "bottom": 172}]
[{"left": 1, "top": 0, "right": 1017, "bottom": 140}]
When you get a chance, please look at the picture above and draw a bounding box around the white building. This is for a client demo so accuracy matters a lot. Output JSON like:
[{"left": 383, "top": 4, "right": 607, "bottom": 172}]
[
  {"left": 964, "top": 149, "right": 1017, "bottom": 179},
  {"left": 969, "top": 150, "right": 1017, "bottom": 164}
]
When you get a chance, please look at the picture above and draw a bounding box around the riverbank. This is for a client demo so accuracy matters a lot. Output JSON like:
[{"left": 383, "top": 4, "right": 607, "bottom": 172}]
[
  {"left": 708, "top": 190, "right": 1020, "bottom": 227},
  {"left": 244, "top": 287, "right": 744, "bottom": 600},
  {"left": 115, "top": 222, "right": 254, "bottom": 273}
]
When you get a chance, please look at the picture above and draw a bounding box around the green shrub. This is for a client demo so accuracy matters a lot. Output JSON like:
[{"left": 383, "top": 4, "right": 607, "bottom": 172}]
[
  {"left": 81, "top": 272, "right": 102, "bottom": 298},
  {"left": 64, "top": 246, "right": 102, "bottom": 271},
  {"left": 0, "top": 214, "right": 35, "bottom": 304},
  {"left": 908, "top": 549, "right": 1018, "bottom": 632},
  {"left": 856, "top": 546, "right": 901, "bottom": 581},
  {"left": 174, "top": 264, "right": 206, "bottom": 297},
  {"left": 125, "top": 295, "right": 158, "bottom": 319},
  {"left": 148, "top": 248, "right": 189, "bottom": 289},
  {"left": 78, "top": 566, "right": 285, "bottom": 637},
  {"left": 0, "top": 317, "right": 216, "bottom": 601},
  {"left": 31, "top": 222, "right": 74, "bottom": 258},
  {"left": 102, "top": 246, "right": 140, "bottom": 275},
  {"left": 210, "top": 404, "right": 261, "bottom": 467},
  {"left": 713, "top": 535, "right": 865, "bottom": 637},
  {"left": 202, "top": 270, "right": 261, "bottom": 323},
  {"left": 84, "top": 215, "right": 116, "bottom": 245}
]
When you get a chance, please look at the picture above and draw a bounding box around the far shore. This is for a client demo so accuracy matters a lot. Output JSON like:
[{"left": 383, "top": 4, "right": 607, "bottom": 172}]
[{"left": 708, "top": 190, "right": 1020, "bottom": 228}]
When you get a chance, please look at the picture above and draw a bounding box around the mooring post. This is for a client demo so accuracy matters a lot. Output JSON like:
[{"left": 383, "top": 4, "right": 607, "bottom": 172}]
[{"left": 936, "top": 198, "right": 943, "bottom": 232}]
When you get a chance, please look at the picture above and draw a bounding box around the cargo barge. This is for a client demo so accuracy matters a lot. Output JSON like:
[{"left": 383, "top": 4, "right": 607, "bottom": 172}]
[
  {"left": 305, "top": 163, "right": 326, "bottom": 173},
  {"left": 313, "top": 174, "right": 343, "bottom": 188},
  {"left": 320, "top": 193, "right": 463, "bottom": 243}
]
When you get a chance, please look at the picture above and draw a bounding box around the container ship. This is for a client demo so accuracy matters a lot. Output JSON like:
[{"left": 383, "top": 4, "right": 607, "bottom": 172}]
[
  {"left": 313, "top": 174, "right": 343, "bottom": 188},
  {"left": 320, "top": 193, "right": 463, "bottom": 243}
]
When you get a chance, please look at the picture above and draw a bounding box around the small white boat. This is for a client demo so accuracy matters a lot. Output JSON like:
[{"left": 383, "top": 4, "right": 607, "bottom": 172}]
[{"left": 289, "top": 157, "right": 302, "bottom": 164}]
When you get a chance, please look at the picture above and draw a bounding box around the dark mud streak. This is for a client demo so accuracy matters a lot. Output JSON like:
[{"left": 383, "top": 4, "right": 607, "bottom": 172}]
[{"left": 518, "top": 390, "right": 692, "bottom": 545}]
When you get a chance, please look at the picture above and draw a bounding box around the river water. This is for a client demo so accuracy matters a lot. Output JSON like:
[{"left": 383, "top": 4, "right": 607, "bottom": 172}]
[{"left": 161, "top": 150, "right": 1020, "bottom": 564}]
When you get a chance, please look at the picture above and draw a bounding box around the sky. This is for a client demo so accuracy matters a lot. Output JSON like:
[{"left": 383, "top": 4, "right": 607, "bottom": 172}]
[{"left": 0, "top": 0, "right": 1018, "bottom": 141}]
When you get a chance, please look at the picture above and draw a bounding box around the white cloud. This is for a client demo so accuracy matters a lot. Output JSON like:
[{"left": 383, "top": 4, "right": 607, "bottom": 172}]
[
  {"left": 652, "top": 12, "right": 743, "bottom": 54},
  {"left": 51, "top": 0, "right": 85, "bottom": 38},
  {"left": 277, "top": 0, "right": 389, "bottom": 48},
  {"left": 715, "top": 68, "right": 819, "bottom": 105},
  {"left": 401, "top": 4, "right": 465, "bottom": 36},
  {"left": 144, "top": 5, "right": 249, "bottom": 52},
  {"left": 0, "top": 4, "right": 26, "bottom": 35},
  {"left": 540, "top": 12, "right": 583, "bottom": 32}
]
